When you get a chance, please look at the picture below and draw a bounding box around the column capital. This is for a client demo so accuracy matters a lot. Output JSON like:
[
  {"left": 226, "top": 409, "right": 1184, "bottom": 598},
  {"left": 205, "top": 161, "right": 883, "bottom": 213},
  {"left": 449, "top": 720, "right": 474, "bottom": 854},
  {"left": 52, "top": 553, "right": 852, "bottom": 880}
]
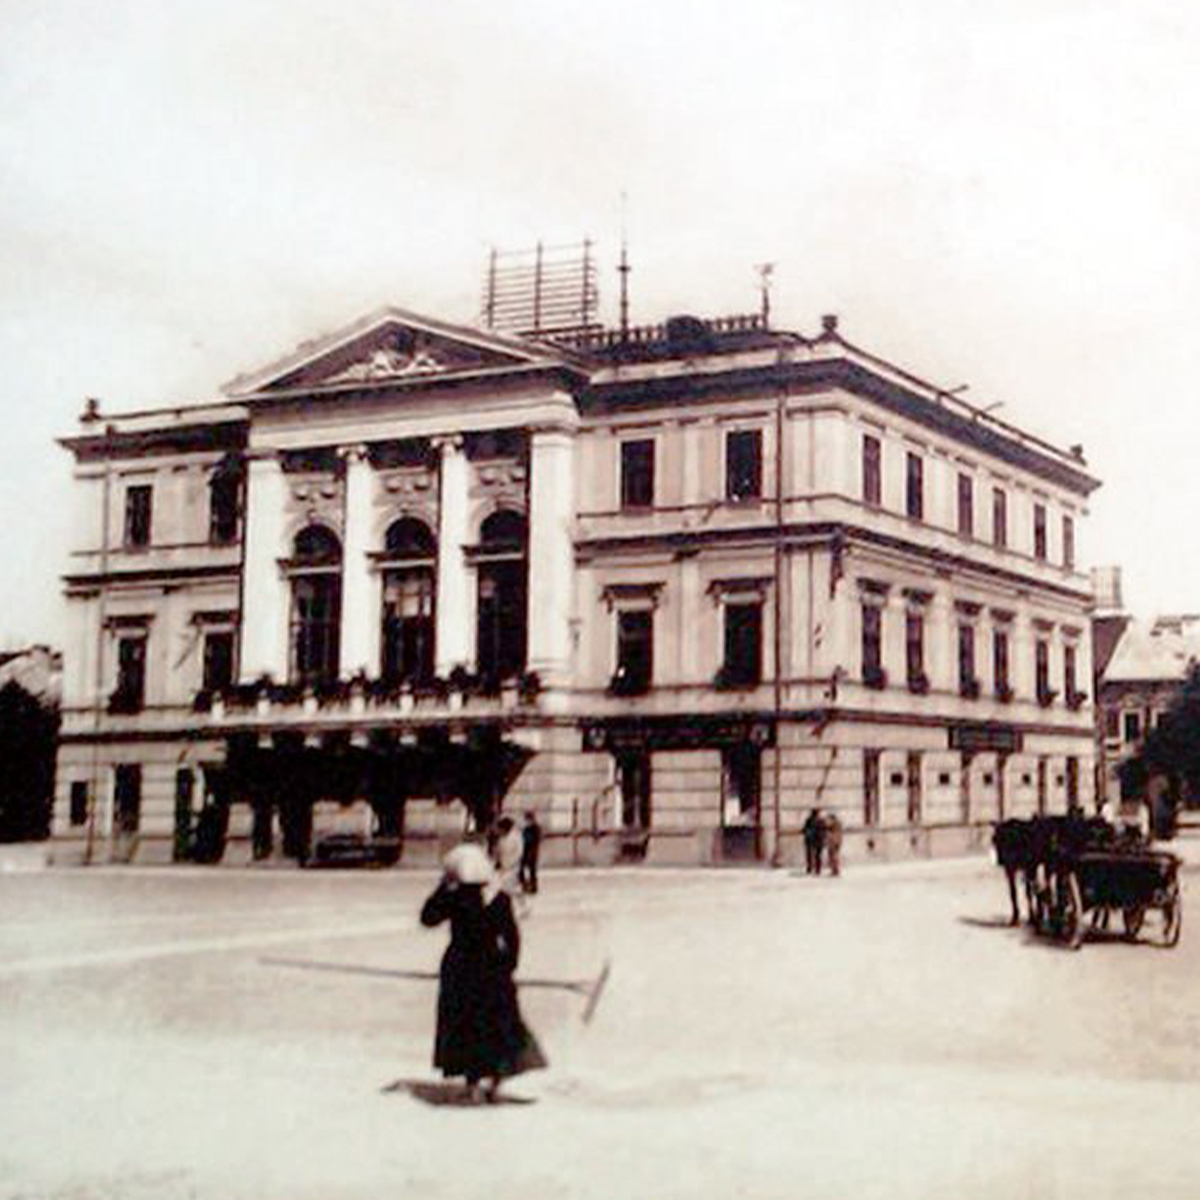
[
  {"left": 431, "top": 434, "right": 464, "bottom": 454},
  {"left": 337, "top": 443, "right": 371, "bottom": 464},
  {"left": 528, "top": 421, "right": 577, "bottom": 441}
]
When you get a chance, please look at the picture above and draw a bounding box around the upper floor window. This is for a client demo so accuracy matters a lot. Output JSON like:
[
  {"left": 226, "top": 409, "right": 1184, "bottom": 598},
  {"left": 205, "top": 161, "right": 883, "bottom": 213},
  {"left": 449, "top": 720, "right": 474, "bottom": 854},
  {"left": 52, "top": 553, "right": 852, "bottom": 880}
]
[
  {"left": 862, "top": 434, "right": 882, "bottom": 506},
  {"left": 905, "top": 610, "right": 927, "bottom": 693},
  {"left": 202, "top": 630, "right": 235, "bottom": 692},
  {"left": 957, "top": 473, "right": 974, "bottom": 538},
  {"left": 721, "top": 600, "right": 763, "bottom": 689},
  {"left": 992, "top": 488, "right": 1008, "bottom": 549},
  {"left": 725, "top": 429, "right": 763, "bottom": 501},
  {"left": 1033, "top": 503, "right": 1048, "bottom": 560},
  {"left": 1064, "top": 643, "right": 1082, "bottom": 708},
  {"left": 620, "top": 439, "right": 655, "bottom": 510},
  {"left": 476, "top": 510, "right": 528, "bottom": 685},
  {"left": 1063, "top": 514, "right": 1075, "bottom": 570},
  {"left": 993, "top": 629, "right": 1011, "bottom": 699},
  {"left": 124, "top": 485, "right": 152, "bottom": 548},
  {"left": 958, "top": 623, "right": 978, "bottom": 698},
  {"left": 1035, "top": 639, "right": 1054, "bottom": 706},
  {"left": 111, "top": 633, "right": 147, "bottom": 713},
  {"left": 208, "top": 458, "right": 242, "bottom": 545},
  {"left": 289, "top": 526, "right": 342, "bottom": 688},
  {"left": 905, "top": 452, "right": 924, "bottom": 520},
  {"left": 1123, "top": 711, "right": 1142, "bottom": 744},
  {"left": 612, "top": 610, "right": 653, "bottom": 696},
  {"left": 861, "top": 603, "right": 884, "bottom": 687},
  {"left": 381, "top": 518, "right": 437, "bottom": 687}
]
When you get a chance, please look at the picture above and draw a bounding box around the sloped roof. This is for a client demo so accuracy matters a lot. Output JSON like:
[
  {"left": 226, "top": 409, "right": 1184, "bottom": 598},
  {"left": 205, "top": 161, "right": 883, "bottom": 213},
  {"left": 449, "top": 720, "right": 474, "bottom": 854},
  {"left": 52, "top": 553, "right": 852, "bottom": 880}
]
[{"left": 1103, "top": 617, "right": 1200, "bottom": 683}]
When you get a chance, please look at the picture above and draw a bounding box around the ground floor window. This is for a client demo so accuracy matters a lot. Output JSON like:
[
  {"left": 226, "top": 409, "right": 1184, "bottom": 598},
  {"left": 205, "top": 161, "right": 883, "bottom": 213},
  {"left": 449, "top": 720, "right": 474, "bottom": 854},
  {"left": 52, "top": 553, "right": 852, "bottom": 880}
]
[
  {"left": 1037, "top": 758, "right": 1048, "bottom": 815},
  {"left": 114, "top": 764, "right": 142, "bottom": 834},
  {"left": 960, "top": 753, "right": 973, "bottom": 823},
  {"left": 906, "top": 752, "right": 922, "bottom": 824},
  {"left": 1066, "top": 756, "right": 1080, "bottom": 809},
  {"left": 69, "top": 781, "right": 88, "bottom": 827},
  {"left": 722, "top": 744, "right": 761, "bottom": 826},
  {"left": 616, "top": 751, "right": 651, "bottom": 831},
  {"left": 863, "top": 749, "right": 881, "bottom": 826}
]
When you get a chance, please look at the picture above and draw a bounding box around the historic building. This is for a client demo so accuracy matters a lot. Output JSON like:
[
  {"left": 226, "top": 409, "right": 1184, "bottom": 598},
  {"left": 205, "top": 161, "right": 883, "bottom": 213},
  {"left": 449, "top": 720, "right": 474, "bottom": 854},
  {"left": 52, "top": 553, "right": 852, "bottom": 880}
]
[{"left": 53, "top": 304, "right": 1100, "bottom": 866}]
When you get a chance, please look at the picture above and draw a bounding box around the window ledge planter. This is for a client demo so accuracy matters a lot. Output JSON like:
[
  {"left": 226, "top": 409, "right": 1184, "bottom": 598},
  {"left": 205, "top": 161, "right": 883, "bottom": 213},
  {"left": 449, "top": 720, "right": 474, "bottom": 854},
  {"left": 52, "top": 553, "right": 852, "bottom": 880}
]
[
  {"left": 959, "top": 678, "right": 981, "bottom": 700},
  {"left": 906, "top": 672, "right": 930, "bottom": 695},
  {"left": 863, "top": 666, "right": 888, "bottom": 691}
]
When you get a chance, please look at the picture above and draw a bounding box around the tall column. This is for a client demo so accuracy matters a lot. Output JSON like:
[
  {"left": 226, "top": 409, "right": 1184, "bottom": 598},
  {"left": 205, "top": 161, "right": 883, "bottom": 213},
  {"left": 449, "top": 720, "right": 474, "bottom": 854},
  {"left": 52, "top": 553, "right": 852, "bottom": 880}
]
[
  {"left": 527, "top": 426, "right": 576, "bottom": 684},
  {"left": 339, "top": 445, "right": 376, "bottom": 678},
  {"left": 240, "top": 453, "right": 289, "bottom": 682},
  {"left": 435, "top": 436, "right": 472, "bottom": 675}
]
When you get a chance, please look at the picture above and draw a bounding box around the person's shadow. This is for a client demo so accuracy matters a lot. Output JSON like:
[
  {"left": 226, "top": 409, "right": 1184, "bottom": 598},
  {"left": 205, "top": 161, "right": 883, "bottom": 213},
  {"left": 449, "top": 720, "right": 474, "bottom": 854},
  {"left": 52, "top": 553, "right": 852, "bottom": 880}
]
[{"left": 382, "top": 1078, "right": 537, "bottom": 1107}]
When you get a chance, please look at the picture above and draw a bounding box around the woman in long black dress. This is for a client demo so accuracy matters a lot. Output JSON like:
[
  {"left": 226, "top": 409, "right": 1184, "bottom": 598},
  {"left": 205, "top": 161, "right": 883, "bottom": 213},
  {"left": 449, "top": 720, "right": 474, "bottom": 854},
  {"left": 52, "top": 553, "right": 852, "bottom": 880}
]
[{"left": 420, "top": 842, "right": 546, "bottom": 1102}]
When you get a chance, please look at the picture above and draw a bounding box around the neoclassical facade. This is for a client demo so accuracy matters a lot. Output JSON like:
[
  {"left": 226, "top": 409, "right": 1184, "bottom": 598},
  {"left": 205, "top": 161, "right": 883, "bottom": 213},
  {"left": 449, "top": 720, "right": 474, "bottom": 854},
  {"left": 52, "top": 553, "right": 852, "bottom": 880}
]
[{"left": 53, "top": 306, "right": 1100, "bottom": 866}]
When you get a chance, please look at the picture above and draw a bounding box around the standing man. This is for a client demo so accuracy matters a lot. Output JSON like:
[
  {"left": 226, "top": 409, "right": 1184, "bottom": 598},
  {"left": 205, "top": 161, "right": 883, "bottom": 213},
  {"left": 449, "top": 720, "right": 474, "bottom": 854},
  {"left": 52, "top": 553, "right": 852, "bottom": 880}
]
[
  {"left": 822, "top": 810, "right": 843, "bottom": 877},
  {"left": 803, "top": 808, "right": 825, "bottom": 875},
  {"left": 520, "top": 810, "right": 542, "bottom": 895}
]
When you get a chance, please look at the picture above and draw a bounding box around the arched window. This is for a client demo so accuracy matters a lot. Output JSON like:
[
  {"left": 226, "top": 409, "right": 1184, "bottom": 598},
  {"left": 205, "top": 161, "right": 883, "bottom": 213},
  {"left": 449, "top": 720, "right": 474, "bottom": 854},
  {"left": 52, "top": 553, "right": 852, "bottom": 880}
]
[
  {"left": 476, "top": 509, "right": 527, "bottom": 687},
  {"left": 289, "top": 526, "right": 342, "bottom": 686},
  {"left": 380, "top": 518, "right": 436, "bottom": 685}
]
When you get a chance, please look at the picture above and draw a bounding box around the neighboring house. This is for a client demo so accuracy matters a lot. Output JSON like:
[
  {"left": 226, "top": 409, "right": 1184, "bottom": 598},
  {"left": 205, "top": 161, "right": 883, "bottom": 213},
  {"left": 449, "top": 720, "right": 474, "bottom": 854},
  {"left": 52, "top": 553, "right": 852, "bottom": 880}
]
[
  {"left": 1096, "top": 613, "right": 1200, "bottom": 806},
  {"left": 53, "top": 302, "right": 1099, "bottom": 867},
  {"left": 0, "top": 646, "right": 61, "bottom": 843}
]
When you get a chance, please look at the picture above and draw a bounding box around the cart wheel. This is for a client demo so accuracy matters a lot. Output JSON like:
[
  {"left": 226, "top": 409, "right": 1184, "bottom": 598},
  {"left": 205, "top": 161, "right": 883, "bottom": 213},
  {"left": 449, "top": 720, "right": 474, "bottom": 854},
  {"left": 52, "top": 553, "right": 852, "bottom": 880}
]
[
  {"left": 1162, "top": 883, "right": 1182, "bottom": 948},
  {"left": 1122, "top": 906, "right": 1145, "bottom": 940},
  {"left": 1060, "top": 872, "right": 1084, "bottom": 950}
]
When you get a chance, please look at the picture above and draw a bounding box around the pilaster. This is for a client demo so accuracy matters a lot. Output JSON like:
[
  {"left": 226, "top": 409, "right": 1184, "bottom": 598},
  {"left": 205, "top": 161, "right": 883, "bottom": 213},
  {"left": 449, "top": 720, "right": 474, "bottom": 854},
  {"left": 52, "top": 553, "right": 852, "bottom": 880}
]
[
  {"left": 527, "top": 425, "right": 576, "bottom": 683},
  {"left": 240, "top": 453, "right": 289, "bottom": 682},
  {"left": 435, "top": 435, "right": 472, "bottom": 674},
  {"left": 339, "top": 445, "right": 376, "bottom": 678}
]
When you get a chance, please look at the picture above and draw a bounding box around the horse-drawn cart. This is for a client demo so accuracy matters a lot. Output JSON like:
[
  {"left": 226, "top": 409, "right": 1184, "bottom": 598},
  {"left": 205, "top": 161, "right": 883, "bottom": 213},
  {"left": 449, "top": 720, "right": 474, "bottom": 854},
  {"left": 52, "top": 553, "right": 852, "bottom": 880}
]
[{"left": 993, "top": 815, "right": 1182, "bottom": 950}]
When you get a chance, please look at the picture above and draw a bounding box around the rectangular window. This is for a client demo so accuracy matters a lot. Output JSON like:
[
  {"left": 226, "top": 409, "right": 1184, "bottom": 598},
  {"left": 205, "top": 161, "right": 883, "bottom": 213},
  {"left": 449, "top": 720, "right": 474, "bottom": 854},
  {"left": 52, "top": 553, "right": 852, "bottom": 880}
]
[
  {"left": 906, "top": 452, "right": 924, "bottom": 520},
  {"left": 202, "top": 631, "right": 235, "bottom": 693},
  {"left": 614, "top": 610, "right": 653, "bottom": 695},
  {"left": 722, "top": 602, "right": 763, "bottom": 688},
  {"left": 111, "top": 635, "right": 147, "bottom": 713},
  {"left": 209, "top": 469, "right": 241, "bottom": 545},
  {"left": 1063, "top": 514, "right": 1075, "bottom": 570},
  {"left": 864, "top": 749, "right": 881, "bottom": 827},
  {"left": 862, "top": 434, "right": 882, "bottom": 506},
  {"left": 1066, "top": 757, "right": 1080, "bottom": 809},
  {"left": 957, "top": 473, "right": 974, "bottom": 538},
  {"left": 1034, "top": 503, "right": 1048, "bottom": 560},
  {"left": 124, "top": 485, "right": 152, "bottom": 548},
  {"left": 382, "top": 571, "right": 435, "bottom": 685},
  {"left": 722, "top": 744, "right": 761, "bottom": 826},
  {"left": 905, "top": 611, "right": 926, "bottom": 692},
  {"left": 993, "top": 629, "right": 1010, "bottom": 698},
  {"left": 1064, "top": 644, "right": 1078, "bottom": 705},
  {"left": 1036, "top": 639, "right": 1052, "bottom": 704},
  {"left": 958, "top": 623, "right": 977, "bottom": 696},
  {"left": 617, "top": 751, "right": 651, "bottom": 830},
  {"left": 69, "top": 781, "right": 89, "bottom": 827},
  {"left": 906, "top": 752, "right": 922, "bottom": 824},
  {"left": 725, "top": 429, "right": 762, "bottom": 501},
  {"left": 620, "top": 439, "right": 655, "bottom": 510},
  {"left": 960, "top": 753, "right": 973, "bottom": 822},
  {"left": 861, "top": 604, "right": 884, "bottom": 686},
  {"left": 992, "top": 488, "right": 1007, "bottom": 549},
  {"left": 113, "top": 764, "right": 142, "bottom": 834},
  {"left": 1123, "top": 711, "right": 1142, "bottom": 744}
]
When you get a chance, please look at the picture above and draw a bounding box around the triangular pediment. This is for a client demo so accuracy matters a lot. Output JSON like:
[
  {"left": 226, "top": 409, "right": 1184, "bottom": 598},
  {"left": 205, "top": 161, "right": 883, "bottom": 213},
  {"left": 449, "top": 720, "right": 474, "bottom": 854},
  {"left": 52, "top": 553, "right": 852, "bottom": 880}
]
[{"left": 223, "top": 306, "right": 568, "bottom": 398}]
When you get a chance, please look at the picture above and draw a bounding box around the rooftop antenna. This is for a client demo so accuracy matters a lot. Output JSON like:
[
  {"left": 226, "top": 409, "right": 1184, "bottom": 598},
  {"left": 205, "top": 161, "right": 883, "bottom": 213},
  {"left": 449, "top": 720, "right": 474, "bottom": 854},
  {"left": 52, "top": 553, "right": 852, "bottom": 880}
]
[
  {"left": 756, "top": 263, "right": 775, "bottom": 329},
  {"left": 618, "top": 192, "right": 631, "bottom": 342}
]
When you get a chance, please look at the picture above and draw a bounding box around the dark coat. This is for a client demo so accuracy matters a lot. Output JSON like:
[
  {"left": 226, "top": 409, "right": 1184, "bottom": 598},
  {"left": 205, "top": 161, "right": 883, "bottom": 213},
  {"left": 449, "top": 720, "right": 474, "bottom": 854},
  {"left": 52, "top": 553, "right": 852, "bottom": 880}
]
[{"left": 419, "top": 880, "right": 546, "bottom": 1082}]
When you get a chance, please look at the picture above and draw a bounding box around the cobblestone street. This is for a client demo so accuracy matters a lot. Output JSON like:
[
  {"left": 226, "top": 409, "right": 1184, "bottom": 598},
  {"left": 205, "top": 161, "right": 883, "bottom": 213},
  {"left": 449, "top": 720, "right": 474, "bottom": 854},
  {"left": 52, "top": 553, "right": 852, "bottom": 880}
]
[{"left": 1, "top": 851, "right": 1197, "bottom": 1200}]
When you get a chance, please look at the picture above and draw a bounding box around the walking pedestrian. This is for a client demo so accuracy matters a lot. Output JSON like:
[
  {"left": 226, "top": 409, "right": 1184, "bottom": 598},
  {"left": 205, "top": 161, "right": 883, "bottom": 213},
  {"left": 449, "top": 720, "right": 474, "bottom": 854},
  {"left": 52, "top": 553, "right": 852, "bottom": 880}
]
[
  {"left": 519, "top": 810, "right": 542, "bottom": 895},
  {"left": 419, "top": 841, "right": 546, "bottom": 1104},
  {"left": 803, "top": 807, "right": 825, "bottom": 875},
  {"left": 493, "top": 815, "right": 524, "bottom": 900},
  {"left": 822, "top": 810, "right": 843, "bottom": 876}
]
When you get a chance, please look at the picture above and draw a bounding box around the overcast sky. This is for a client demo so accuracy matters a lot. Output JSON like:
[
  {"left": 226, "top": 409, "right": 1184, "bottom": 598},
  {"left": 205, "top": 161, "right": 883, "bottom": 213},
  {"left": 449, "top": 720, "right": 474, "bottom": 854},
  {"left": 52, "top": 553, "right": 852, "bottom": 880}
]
[{"left": 2, "top": 0, "right": 1198, "bottom": 648}]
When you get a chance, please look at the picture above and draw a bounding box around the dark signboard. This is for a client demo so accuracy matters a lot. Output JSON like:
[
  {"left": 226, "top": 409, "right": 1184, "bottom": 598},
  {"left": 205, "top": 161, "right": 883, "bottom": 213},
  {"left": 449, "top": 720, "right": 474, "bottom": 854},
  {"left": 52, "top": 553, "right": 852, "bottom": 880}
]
[
  {"left": 948, "top": 723, "right": 1022, "bottom": 754},
  {"left": 583, "top": 717, "right": 775, "bottom": 753}
]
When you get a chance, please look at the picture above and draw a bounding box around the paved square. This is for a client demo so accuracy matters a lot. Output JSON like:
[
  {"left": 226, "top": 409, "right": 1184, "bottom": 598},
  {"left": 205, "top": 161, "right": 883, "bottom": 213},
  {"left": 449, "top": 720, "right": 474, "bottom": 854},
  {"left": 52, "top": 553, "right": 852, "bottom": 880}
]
[{"left": 1, "top": 857, "right": 1196, "bottom": 1199}]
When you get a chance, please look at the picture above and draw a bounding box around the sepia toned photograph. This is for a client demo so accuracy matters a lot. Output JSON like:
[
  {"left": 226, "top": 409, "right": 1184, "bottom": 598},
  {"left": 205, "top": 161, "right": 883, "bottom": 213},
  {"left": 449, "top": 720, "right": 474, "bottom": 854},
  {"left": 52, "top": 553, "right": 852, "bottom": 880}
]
[{"left": 1, "top": 2, "right": 1198, "bottom": 1197}]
